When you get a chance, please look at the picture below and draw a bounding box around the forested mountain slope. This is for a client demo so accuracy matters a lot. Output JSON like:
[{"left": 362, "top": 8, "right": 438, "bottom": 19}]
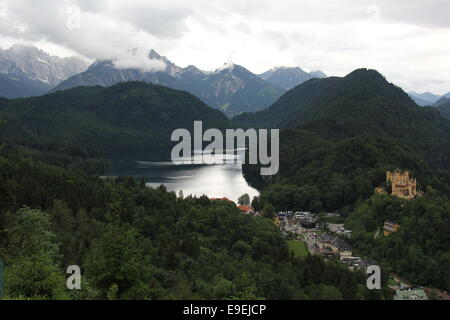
[{"left": 0, "top": 81, "right": 232, "bottom": 154}]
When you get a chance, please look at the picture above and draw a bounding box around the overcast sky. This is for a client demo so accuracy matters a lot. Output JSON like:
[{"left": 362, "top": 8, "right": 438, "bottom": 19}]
[{"left": 0, "top": 0, "right": 449, "bottom": 94}]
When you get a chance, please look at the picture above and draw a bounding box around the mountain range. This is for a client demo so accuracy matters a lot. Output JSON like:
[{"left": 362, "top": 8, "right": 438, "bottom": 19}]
[
  {"left": 408, "top": 91, "right": 449, "bottom": 106},
  {"left": 0, "top": 44, "right": 88, "bottom": 98},
  {"left": 52, "top": 50, "right": 292, "bottom": 117},
  {"left": 0, "top": 45, "right": 330, "bottom": 117},
  {"left": 3, "top": 44, "right": 450, "bottom": 122}
]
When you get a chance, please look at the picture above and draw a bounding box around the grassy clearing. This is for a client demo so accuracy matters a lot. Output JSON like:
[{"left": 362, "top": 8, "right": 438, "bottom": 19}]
[{"left": 287, "top": 240, "right": 309, "bottom": 258}]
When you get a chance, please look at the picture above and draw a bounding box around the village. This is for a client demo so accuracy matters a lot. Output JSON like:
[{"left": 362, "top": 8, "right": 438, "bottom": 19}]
[
  {"left": 233, "top": 203, "right": 381, "bottom": 281},
  {"left": 232, "top": 202, "right": 389, "bottom": 273},
  {"left": 276, "top": 211, "right": 366, "bottom": 269},
  {"left": 220, "top": 169, "right": 450, "bottom": 300},
  {"left": 236, "top": 205, "right": 448, "bottom": 300}
]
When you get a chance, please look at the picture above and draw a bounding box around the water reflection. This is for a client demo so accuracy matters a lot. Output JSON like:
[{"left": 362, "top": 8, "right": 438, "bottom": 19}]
[{"left": 105, "top": 149, "right": 259, "bottom": 202}]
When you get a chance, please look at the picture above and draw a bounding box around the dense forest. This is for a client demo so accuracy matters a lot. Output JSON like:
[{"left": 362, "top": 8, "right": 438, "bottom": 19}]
[
  {"left": 345, "top": 193, "right": 450, "bottom": 291},
  {"left": 0, "top": 79, "right": 394, "bottom": 300},
  {"left": 1, "top": 68, "right": 448, "bottom": 298},
  {"left": 0, "top": 81, "right": 232, "bottom": 154},
  {"left": 0, "top": 144, "right": 389, "bottom": 300}
]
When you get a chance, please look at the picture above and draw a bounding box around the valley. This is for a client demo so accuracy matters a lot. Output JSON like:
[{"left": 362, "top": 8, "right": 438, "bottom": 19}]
[{"left": 0, "top": 51, "right": 449, "bottom": 301}]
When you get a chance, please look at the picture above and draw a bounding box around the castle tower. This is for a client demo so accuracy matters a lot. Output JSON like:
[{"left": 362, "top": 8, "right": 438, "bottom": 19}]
[{"left": 386, "top": 169, "right": 418, "bottom": 199}]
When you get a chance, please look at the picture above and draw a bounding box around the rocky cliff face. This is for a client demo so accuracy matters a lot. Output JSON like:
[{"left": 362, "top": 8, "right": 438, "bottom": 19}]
[{"left": 0, "top": 44, "right": 89, "bottom": 90}]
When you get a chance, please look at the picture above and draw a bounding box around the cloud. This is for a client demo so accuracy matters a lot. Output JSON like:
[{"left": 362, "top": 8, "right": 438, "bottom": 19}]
[
  {"left": 0, "top": 0, "right": 448, "bottom": 93},
  {"left": 113, "top": 48, "right": 166, "bottom": 72},
  {"left": 0, "top": 0, "right": 188, "bottom": 71}
]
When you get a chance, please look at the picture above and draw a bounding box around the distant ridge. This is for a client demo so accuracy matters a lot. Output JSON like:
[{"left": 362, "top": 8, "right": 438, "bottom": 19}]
[
  {"left": 259, "top": 66, "right": 327, "bottom": 90},
  {"left": 408, "top": 91, "right": 441, "bottom": 106}
]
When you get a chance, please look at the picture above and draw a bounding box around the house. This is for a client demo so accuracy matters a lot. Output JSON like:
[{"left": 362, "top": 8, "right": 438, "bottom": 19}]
[
  {"left": 238, "top": 205, "right": 254, "bottom": 215},
  {"left": 384, "top": 221, "right": 400, "bottom": 236},
  {"left": 326, "top": 211, "right": 341, "bottom": 217},
  {"left": 317, "top": 235, "right": 338, "bottom": 255},
  {"left": 342, "top": 229, "right": 352, "bottom": 237},
  {"left": 335, "top": 238, "right": 352, "bottom": 261},
  {"left": 299, "top": 219, "right": 316, "bottom": 229},
  {"left": 327, "top": 223, "right": 352, "bottom": 237},
  {"left": 394, "top": 289, "right": 428, "bottom": 300},
  {"left": 327, "top": 223, "right": 345, "bottom": 233},
  {"left": 317, "top": 234, "right": 352, "bottom": 260}
]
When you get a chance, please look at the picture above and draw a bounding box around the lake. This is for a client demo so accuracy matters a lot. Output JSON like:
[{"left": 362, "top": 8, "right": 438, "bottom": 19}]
[{"left": 104, "top": 149, "right": 259, "bottom": 202}]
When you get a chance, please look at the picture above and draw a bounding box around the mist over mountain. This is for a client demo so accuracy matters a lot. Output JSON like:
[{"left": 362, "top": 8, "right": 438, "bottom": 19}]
[
  {"left": 408, "top": 91, "right": 442, "bottom": 106},
  {"left": 309, "top": 70, "right": 327, "bottom": 78},
  {"left": 259, "top": 66, "right": 327, "bottom": 90}
]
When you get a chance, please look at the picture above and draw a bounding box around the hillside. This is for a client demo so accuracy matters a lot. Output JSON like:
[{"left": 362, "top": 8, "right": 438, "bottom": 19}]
[
  {"left": 240, "top": 69, "right": 450, "bottom": 291},
  {"left": 0, "top": 73, "right": 48, "bottom": 98},
  {"left": 236, "top": 69, "right": 450, "bottom": 167},
  {"left": 434, "top": 96, "right": 450, "bottom": 107},
  {"left": 0, "top": 143, "right": 388, "bottom": 300},
  {"left": 0, "top": 81, "right": 232, "bottom": 154},
  {"left": 435, "top": 96, "right": 450, "bottom": 119},
  {"left": 186, "top": 64, "right": 286, "bottom": 117},
  {"left": 242, "top": 69, "right": 450, "bottom": 200},
  {"left": 345, "top": 193, "right": 450, "bottom": 292},
  {"left": 235, "top": 69, "right": 419, "bottom": 127}
]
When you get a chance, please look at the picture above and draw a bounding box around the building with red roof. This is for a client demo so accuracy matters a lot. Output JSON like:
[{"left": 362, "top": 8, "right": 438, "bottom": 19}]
[{"left": 238, "top": 205, "right": 254, "bottom": 215}]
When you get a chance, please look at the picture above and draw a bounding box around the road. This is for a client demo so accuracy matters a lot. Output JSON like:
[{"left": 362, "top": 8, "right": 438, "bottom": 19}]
[{"left": 303, "top": 231, "right": 319, "bottom": 255}]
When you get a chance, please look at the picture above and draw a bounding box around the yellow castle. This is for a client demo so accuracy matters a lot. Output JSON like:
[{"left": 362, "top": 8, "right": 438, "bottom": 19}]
[{"left": 375, "top": 169, "right": 422, "bottom": 200}]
